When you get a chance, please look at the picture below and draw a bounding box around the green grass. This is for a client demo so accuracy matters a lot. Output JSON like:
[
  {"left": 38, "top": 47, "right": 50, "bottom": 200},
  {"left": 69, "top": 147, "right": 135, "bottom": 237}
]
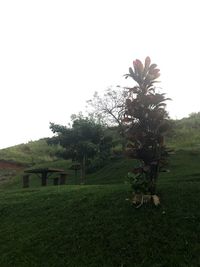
[
  {"left": 0, "top": 150, "right": 200, "bottom": 266},
  {"left": 1, "top": 113, "right": 200, "bottom": 266},
  {"left": 0, "top": 139, "right": 64, "bottom": 165},
  {"left": 167, "top": 113, "right": 200, "bottom": 149},
  {"left": 0, "top": 183, "right": 200, "bottom": 267}
]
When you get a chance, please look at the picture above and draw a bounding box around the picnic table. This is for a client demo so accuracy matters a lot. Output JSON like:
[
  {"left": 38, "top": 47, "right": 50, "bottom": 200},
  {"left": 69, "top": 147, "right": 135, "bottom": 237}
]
[{"left": 23, "top": 168, "right": 67, "bottom": 188}]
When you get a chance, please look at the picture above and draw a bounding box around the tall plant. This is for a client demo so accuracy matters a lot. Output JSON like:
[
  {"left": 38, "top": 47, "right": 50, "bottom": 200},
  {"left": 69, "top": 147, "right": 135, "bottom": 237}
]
[{"left": 124, "top": 57, "right": 171, "bottom": 203}]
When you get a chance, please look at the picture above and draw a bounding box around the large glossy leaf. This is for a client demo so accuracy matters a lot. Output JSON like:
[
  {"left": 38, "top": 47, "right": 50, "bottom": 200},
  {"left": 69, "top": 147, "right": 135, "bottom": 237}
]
[
  {"left": 145, "top": 56, "right": 151, "bottom": 69},
  {"left": 149, "top": 63, "right": 157, "bottom": 72},
  {"left": 135, "top": 59, "right": 144, "bottom": 79},
  {"left": 129, "top": 67, "right": 137, "bottom": 80},
  {"left": 149, "top": 68, "right": 160, "bottom": 75}
]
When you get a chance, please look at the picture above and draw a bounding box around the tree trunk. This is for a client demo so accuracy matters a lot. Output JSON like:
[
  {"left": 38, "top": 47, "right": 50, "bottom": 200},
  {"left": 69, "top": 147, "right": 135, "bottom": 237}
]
[
  {"left": 120, "top": 127, "right": 126, "bottom": 155},
  {"left": 121, "top": 139, "right": 126, "bottom": 155},
  {"left": 41, "top": 172, "right": 47, "bottom": 186},
  {"left": 60, "top": 173, "right": 67, "bottom": 185},
  {"left": 149, "top": 163, "right": 159, "bottom": 195},
  {"left": 148, "top": 143, "right": 160, "bottom": 195},
  {"left": 22, "top": 175, "right": 30, "bottom": 188},
  {"left": 80, "top": 155, "right": 86, "bottom": 184},
  {"left": 53, "top": 177, "right": 59, "bottom": 185}
]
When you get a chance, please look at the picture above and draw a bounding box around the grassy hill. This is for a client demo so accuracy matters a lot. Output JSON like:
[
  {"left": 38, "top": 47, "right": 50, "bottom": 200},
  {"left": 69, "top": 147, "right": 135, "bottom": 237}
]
[
  {"left": 0, "top": 114, "right": 200, "bottom": 266},
  {"left": 168, "top": 112, "right": 200, "bottom": 149},
  {"left": 0, "top": 139, "right": 64, "bottom": 187},
  {"left": 0, "top": 138, "right": 64, "bottom": 165}
]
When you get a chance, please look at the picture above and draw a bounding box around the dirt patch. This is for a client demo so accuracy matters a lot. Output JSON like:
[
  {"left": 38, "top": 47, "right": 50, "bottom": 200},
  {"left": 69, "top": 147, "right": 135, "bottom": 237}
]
[
  {"left": 0, "top": 160, "right": 26, "bottom": 170},
  {"left": 0, "top": 160, "right": 27, "bottom": 185}
]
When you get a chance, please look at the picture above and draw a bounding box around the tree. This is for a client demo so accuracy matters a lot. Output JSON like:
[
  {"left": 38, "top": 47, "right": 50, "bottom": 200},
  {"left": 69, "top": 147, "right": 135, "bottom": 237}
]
[
  {"left": 123, "top": 57, "right": 171, "bottom": 205},
  {"left": 49, "top": 117, "right": 112, "bottom": 183},
  {"left": 87, "top": 87, "right": 128, "bottom": 151}
]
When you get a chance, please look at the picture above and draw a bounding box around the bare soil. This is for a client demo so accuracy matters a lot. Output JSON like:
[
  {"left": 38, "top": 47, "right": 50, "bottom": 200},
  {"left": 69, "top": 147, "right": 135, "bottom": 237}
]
[{"left": 0, "top": 160, "right": 25, "bottom": 170}]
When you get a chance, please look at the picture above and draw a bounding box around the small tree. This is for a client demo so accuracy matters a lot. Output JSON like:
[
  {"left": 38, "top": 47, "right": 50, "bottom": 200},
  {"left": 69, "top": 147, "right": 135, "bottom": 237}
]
[
  {"left": 87, "top": 87, "right": 128, "bottom": 151},
  {"left": 124, "top": 57, "right": 171, "bottom": 203},
  {"left": 49, "top": 117, "right": 112, "bottom": 183}
]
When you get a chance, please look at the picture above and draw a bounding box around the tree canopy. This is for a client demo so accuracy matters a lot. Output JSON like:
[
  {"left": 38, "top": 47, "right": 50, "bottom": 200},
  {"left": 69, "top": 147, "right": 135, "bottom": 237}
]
[
  {"left": 87, "top": 87, "right": 129, "bottom": 152},
  {"left": 49, "top": 117, "right": 112, "bottom": 183}
]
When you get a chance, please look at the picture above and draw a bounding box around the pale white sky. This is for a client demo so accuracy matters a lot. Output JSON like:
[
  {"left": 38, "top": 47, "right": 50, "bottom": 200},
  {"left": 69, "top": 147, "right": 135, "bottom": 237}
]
[{"left": 0, "top": 0, "right": 200, "bottom": 149}]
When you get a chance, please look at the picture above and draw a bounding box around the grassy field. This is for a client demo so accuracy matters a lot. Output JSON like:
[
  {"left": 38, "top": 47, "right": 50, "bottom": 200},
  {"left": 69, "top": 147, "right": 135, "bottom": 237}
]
[
  {"left": 1, "top": 114, "right": 200, "bottom": 266},
  {"left": 0, "top": 149, "right": 200, "bottom": 266},
  {"left": 1, "top": 183, "right": 200, "bottom": 267}
]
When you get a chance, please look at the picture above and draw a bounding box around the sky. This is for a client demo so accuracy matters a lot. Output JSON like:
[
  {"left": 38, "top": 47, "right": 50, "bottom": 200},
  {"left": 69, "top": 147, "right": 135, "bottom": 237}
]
[{"left": 0, "top": 0, "right": 200, "bottom": 149}]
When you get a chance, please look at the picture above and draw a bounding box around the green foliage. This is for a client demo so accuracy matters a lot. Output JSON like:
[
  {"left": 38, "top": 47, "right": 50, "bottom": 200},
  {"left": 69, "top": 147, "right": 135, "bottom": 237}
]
[
  {"left": 128, "top": 171, "right": 149, "bottom": 193},
  {"left": 49, "top": 117, "right": 112, "bottom": 182},
  {"left": 124, "top": 57, "right": 171, "bottom": 194},
  {"left": 49, "top": 118, "right": 104, "bottom": 158}
]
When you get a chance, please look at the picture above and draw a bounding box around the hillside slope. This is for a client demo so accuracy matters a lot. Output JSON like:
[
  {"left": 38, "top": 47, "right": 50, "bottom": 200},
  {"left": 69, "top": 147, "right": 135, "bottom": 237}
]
[
  {"left": 168, "top": 112, "right": 200, "bottom": 149},
  {"left": 1, "top": 141, "right": 200, "bottom": 266},
  {"left": 0, "top": 138, "right": 64, "bottom": 165},
  {"left": 1, "top": 112, "right": 200, "bottom": 190}
]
